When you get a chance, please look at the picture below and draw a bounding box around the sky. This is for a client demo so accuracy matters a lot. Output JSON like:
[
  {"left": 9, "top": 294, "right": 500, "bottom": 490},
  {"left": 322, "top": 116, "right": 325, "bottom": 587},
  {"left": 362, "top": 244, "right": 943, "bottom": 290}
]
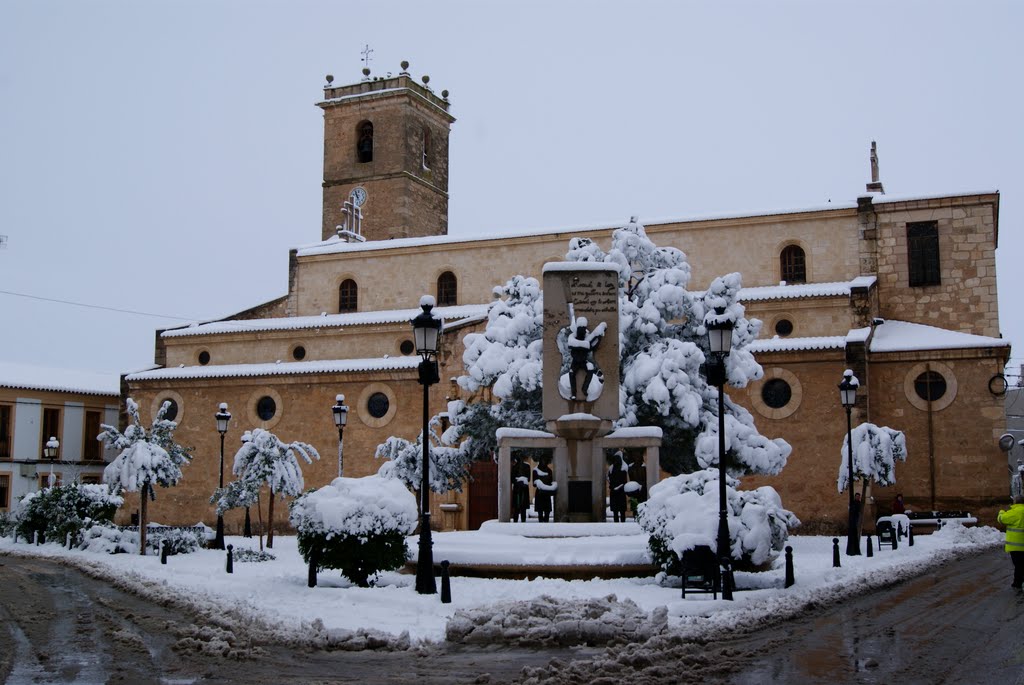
[{"left": 1, "top": 1, "right": 1021, "bottom": 381}]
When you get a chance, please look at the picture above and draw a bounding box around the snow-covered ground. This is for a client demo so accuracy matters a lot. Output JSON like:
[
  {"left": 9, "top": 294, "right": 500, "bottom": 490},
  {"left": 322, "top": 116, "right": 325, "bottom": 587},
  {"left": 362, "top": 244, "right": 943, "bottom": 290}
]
[{"left": 0, "top": 524, "right": 1002, "bottom": 649}]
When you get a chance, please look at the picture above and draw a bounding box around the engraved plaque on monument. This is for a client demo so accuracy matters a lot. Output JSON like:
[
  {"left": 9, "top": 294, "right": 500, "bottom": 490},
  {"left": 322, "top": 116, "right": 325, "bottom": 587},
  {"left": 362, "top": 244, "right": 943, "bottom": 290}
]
[{"left": 542, "top": 263, "right": 620, "bottom": 423}]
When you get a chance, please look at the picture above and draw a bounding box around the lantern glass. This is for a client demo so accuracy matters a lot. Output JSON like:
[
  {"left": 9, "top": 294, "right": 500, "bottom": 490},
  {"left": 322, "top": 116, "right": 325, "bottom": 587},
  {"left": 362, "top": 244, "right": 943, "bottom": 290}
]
[
  {"left": 215, "top": 403, "right": 231, "bottom": 433},
  {"left": 411, "top": 300, "right": 442, "bottom": 356},
  {"left": 838, "top": 376, "right": 858, "bottom": 407},
  {"left": 333, "top": 402, "right": 349, "bottom": 428}
]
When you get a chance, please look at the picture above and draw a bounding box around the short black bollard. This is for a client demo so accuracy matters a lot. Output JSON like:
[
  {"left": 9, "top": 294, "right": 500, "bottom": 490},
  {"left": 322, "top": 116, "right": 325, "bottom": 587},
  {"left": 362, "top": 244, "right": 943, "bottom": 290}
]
[
  {"left": 160, "top": 540, "right": 168, "bottom": 565},
  {"left": 866, "top": 534, "right": 874, "bottom": 557},
  {"left": 226, "top": 544, "right": 234, "bottom": 574},
  {"left": 832, "top": 538, "right": 841, "bottom": 568},
  {"left": 441, "top": 560, "right": 452, "bottom": 603},
  {"left": 937, "top": 518, "right": 943, "bottom": 530},
  {"left": 908, "top": 523, "right": 914, "bottom": 546},
  {"left": 308, "top": 548, "right": 318, "bottom": 588},
  {"left": 784, "top": 546, "right": 795, "bottom": 588}
]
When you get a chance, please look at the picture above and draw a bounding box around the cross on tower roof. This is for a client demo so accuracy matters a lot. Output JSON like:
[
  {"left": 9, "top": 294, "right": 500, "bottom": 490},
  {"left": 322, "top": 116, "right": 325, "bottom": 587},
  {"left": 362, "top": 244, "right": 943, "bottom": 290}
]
[{"left": 361, "top": 44, "right": 374, "bottom": 69}]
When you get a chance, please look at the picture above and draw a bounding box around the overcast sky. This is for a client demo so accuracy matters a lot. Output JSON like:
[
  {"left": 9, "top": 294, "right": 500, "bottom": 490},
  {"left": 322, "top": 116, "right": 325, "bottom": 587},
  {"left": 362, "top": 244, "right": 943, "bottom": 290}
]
[{"left": 1, "top": 1, "right": 1021, "bottom": 381}]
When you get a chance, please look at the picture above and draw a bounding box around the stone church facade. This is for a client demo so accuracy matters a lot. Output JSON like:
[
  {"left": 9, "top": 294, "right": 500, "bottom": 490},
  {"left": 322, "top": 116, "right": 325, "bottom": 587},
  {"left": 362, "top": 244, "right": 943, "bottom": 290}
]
[{"left": 123, "top": 69, "right": 1010, "bottom": 533}]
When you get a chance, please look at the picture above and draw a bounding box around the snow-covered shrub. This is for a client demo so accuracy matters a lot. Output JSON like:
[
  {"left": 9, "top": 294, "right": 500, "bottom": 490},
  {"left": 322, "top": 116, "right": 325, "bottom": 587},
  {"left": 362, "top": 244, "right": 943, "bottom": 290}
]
[
  {"left": 14, "top": 483, "right": 123, "bottom": 545},
  {"left": 638, "top": 469, "right": 799, "bottom": 573},
  {"left": 232, "top": 548, "right": 276, "bottom": 563},
  {"left": 146, "top": 526, "right": 204, "bottom": 555},
  {"left": 375, "top": 412, "right": 475, "bottom": 494},
  {"left": 290, "top": 475, "right": 417, "bottom": 587},
  {"left": 0, "top": 512, "right": 15, "bottom": 538},
  {"left": 79, "top": 522, "right": 138, "bottom": 554}
]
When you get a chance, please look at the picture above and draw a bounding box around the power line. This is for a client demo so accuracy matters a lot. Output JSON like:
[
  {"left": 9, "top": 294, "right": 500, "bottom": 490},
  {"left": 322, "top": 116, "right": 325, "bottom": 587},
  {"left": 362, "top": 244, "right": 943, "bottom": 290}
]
[{"left": 0, "top": 289, "right": 197, "bottom": 321}]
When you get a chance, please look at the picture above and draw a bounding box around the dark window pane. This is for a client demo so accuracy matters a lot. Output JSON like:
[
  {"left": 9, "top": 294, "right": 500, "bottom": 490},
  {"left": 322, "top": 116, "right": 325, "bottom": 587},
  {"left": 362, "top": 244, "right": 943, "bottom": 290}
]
[
  {"left": 257, "top": 396, "right": 277, "bottom": 421},
  {"left": 437, "top": 271, "right": 457, "bottom": 306},
  {"left": 161, "top": 400, "right": 178, "bottom": 422},
  {"left": 367, "top": 392, "right": 390, "bottom": 419},
  {"left": 774, "top": 319, "right": 794, "bottom": 336},
  {"left": 339, "top": 279, "right": 358, "bottom": 313},
  {"left": 780, "top": 245, "right": 806, "bottom": 284},
  {"left": 357, "top": 121, "right": 373, "bottom": 163},
  {"left": 292, "top": 346, "right": 306, "bottom": 361},
  {"left": 762, "top": 379, "right": 792, "bottom": 409},
  {"left": 0, "top": 405, "right": 10, "bottom": 459},
  {"left": 400, "top": 340, "right": 415, "bottom": 356},
  {"left": 198, "top": 351, "right": 211, "bottom": 365},
  {"left": 908, "top": 221, "right": 941, "bottom": 287},
  {"left": 914, "top": 371, "right": 946, "bottom": 402},
  {"left": 83, "top": 411, "right": 101, "bottom": 461}
]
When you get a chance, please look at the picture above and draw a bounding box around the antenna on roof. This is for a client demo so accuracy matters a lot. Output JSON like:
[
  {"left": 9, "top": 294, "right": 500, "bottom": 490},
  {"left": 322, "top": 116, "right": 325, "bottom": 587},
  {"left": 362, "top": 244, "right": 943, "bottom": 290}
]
[{"left": 866, "top": 141, "right": 885, "bottom": 195}]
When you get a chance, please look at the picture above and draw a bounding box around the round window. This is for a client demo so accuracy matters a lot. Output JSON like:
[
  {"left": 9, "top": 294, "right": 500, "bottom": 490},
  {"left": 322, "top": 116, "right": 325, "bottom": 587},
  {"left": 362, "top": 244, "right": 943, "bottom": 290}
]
[
  {"left": 761, "top": 379, "right": 792, "bottom": 409},
  {"left": 292, "top": 345, "right": 306, "bottom": 361},
  {"left": 367, "top": 392, "right": 390, "bottom": 419},
  {"left": 774, "top": 319, "right": 794, "bottom": 337},
  {"left": 256, "top": 396, "right": 277, "bottom": 421},
  {"left": 914, "top": 371, "right": 947, "bottom": 402},
  {"left": 400, "top": 340, "right": 415, "bottom": 356},
  {"left": 198, "top": 350, "right": 211, "bottom": 366},
  {"left": 161, "top": 399, "right": 179, "bottom": 422}
]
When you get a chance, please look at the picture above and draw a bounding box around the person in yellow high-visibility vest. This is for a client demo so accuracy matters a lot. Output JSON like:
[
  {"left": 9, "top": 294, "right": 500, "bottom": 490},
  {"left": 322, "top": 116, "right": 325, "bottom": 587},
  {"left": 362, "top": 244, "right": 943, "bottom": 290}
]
[{"left": 997, "top": 494, "right": 1024, "bottom": 589}]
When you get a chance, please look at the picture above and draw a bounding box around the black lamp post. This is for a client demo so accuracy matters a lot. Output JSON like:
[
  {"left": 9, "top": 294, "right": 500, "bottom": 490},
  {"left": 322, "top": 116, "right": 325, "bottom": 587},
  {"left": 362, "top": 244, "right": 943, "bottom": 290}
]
[
  {"left": 706, "top": 307, "right": 734, "bottom": 601},
  {"left": 214, "top": 403, "right": 231, "bottom": 550},
  {"left": 412, "top": 295, "right": 442, "bottom": 595},
  {"left": 332, "top": 394, "right": 348, "bottom": 478},
  {"left": 839, "top": 370, "right": 861, "bottom": 556}
]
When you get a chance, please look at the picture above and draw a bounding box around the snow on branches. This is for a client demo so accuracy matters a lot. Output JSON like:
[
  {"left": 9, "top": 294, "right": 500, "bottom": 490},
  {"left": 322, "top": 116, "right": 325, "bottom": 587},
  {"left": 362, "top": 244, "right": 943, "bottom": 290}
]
[
  {"left": 451, "top": 217, "right": 790, "bottom": 477},
  {"left": 374, "top": 412, "right": 474, "bottom": 494},
  {"left": 100, "top": 398, "right": 192, "bottom": 497},
  {"left": 837, "top": 422, "right": 908, "bottom": 492}
]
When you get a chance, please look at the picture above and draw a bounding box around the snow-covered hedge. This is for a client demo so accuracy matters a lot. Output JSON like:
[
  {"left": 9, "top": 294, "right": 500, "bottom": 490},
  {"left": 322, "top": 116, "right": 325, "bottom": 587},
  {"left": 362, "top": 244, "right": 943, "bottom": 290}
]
[
  {"left": 290, "top": 475, "right": 418, "bottom": 587},
  {"left": 78, "top": 523, "right": 205, "bottom": 555},
  {"left": 638, "top": 469, "right": 799, "bottom": 573},
  {"left": 15, "top": 483, "right": 123, "bottom": 545}
]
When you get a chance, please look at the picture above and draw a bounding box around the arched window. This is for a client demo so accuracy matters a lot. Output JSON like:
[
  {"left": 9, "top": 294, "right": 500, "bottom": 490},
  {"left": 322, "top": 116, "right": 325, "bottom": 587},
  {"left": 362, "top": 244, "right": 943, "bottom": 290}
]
[
  {"left": 437, "top": 271, "right": 457, "bottom": 306},
  {"left": 357, "top": 121, "right": 373, "bottom": 163},
  {"left": 422, "top": 127, "right": 431, "bottom": 169},
  {"left": 339, "top": 279, "right": 358, "bottom": 313},
  {"left": 780, "top": 245, "right": 806, "bottom": 284}
]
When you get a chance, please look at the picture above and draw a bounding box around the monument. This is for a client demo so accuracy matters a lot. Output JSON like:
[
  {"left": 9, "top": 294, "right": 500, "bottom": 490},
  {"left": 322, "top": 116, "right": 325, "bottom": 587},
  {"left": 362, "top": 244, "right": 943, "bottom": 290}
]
[{"left": 496, "top": 262, "right": 662, "bottom": 523}]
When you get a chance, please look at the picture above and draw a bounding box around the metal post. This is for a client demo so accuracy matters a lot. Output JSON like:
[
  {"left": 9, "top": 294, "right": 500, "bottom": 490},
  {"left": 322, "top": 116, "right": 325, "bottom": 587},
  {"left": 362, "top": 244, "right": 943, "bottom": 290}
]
[
  {"left": 784, "top": 546, "right": 795, "bottom": 588},
  {"left": 716, "top": 359, "right": 733, "bottom": 601},
  {"left": 215, "top": 430, "right": 226, "bottom": 550},
  {"left": 415, "top": 364, "right": 437, "bottom": 595},
  {"left": 832, "top": 537, "right": 841, "bottom": 568},
  {"left": 226, "top": 544, "right": 234, "bottom": 573},
  {"left": 337, "top": 427, "right": 345, "bottom": 479},
  {"left": 845, "top": 405, "right": 861, "bottom": 555}
]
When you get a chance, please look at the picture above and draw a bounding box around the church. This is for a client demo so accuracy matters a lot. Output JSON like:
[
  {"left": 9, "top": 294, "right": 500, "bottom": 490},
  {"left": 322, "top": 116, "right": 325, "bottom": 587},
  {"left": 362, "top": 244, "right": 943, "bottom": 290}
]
[{"left": 122, "top": 66, "right": 1011, "bottom": 534}]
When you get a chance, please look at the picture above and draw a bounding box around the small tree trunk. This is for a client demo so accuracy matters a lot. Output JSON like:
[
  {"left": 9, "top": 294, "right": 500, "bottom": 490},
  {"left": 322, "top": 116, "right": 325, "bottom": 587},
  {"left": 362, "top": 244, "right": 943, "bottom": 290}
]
[
  {"left": 256, "top": 491, "right": 264, "bottom": 552},
  {"left": 139, "top": 483, "right": 150, "bottom": 555},
  {"left": 267, "top": 489, "right": 275, "bottom": 549}
]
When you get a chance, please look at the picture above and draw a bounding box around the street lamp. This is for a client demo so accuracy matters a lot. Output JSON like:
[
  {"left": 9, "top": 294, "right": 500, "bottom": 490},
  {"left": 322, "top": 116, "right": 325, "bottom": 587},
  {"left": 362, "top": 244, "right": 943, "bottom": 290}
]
[
  {"left": 411, "top": 295, "right": 442, "bottom": 595},
  {"left": 705, "top": 306, "right": 734, "bottom": 601},
  {"left": 44, "top": 436, "right": 59, "bottom": 488},
  {"left": 332, "top": 394, "right": 348, "bottom": 478},
  {"left": 839, "top": 369, "right": 861, "bottom": 556},
  {"left": 214, "top": 403, "right": 231, "bottom": 550}
]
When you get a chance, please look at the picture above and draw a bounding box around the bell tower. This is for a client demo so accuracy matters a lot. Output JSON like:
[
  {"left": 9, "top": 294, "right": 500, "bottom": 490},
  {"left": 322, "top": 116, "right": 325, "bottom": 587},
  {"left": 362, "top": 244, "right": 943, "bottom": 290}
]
[{"left": 317, "top": 64, "right": 455, "bottom": 242}]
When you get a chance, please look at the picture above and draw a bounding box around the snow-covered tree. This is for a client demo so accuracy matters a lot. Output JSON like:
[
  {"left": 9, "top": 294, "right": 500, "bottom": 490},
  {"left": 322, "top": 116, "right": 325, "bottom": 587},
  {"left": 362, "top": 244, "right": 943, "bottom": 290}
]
[
  {"left": 220, "top": 428, "right": 319, "bottom": 548},
  {"left": 375, "top": 411, "right": 475, "bottom": 497},
  {"left": 449, "top": 218, "right": 791, "bottom": 477},
  {"left": 100, "top": 398, "right": 192, "bottom": 554},
  {"left": 638, "top": 469, "right": 800, "bottom": 570},
  {"left": 837, "top": 422, "right": 908, "bottom": 499}
]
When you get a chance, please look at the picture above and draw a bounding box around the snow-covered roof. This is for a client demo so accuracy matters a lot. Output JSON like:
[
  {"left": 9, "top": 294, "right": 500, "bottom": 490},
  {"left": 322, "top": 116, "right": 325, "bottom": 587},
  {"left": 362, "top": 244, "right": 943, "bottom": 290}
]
[
  {"left": 125, "top": 357, "right": 420, "bottom": 382},
  {"left": 869, "top": 320, "right": 1010, "bottom": 353},
  {"left": 748, "top": 336, "right": 847, "bottom": 354},
  {"left": 0, "top": 362, "right": 120, "bottom": 396},
  {"left": 871, "top": 189, "right": 998, "bottom": 205},
  {"left": 161, "top": 304, "right": 489, "bottom": 339},
  {"left": 295, "top": 202, "right": 865, "bottom": 257},
  {"left": 737, "top": 277, "right": 876, "bottom": 302},
  {"left": 542, "top": 262, "right": 620, "bottom": 274},
  {"left": 294, "top": 190, "right": 998, "bottom": 259}
]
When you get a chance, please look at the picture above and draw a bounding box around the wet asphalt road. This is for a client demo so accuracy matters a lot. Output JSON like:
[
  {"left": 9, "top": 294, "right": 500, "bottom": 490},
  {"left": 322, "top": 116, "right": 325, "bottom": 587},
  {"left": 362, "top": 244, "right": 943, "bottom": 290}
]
[{"left": 1, "top": 548, "right": 1021, "bottom": 684}]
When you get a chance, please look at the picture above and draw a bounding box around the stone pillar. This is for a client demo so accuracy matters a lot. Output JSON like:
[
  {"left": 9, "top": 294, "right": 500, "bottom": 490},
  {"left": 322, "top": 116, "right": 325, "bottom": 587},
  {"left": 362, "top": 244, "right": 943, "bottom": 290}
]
[
  {"left": 645, "top": 445, "right": 660, "bottom": 496},
  {"left": 497, "top": 442, "right": 511, "bottom": 522},
  {"left": 554, "top": 442, "right": 569, "bottom": 522}
]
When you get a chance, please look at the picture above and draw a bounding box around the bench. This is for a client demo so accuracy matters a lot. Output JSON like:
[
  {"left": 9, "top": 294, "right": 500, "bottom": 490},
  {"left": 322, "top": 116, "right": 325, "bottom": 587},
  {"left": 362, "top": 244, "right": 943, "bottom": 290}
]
[
  {"left": 905, "top": 510, "right": 977, "bottom": 528},
  {"left": 680, "top": 545, "right": 721, "bottom": 599}
]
